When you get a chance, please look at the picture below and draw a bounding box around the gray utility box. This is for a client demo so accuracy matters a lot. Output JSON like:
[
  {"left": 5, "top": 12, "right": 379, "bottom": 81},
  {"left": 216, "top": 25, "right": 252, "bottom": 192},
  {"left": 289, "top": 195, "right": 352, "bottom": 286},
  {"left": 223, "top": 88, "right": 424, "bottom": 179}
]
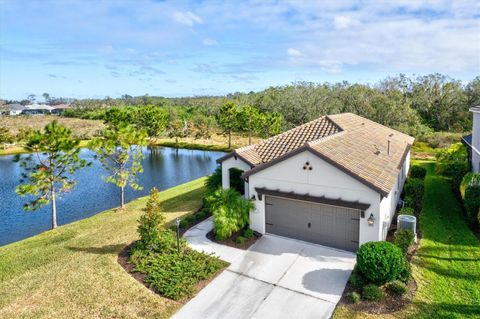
[{"left": 397, "top": 214, "right": 417, "bottom": 243}]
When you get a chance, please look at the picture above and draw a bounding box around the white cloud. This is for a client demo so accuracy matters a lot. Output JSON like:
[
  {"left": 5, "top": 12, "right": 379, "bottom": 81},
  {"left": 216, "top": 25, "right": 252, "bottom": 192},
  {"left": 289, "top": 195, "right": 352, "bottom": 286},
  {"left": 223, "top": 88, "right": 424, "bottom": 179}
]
[
  {"left": 334, "top": 15, "right": 359, "bottom": 29},
  {"left": 203, "top": 38, "right": 218, "bottom": 46},
  {"left": 173, "top": 11, "right": 203, "bottom": 26},
  {"left": 287, "top": 48, "right": 302, "bottom": 57}
]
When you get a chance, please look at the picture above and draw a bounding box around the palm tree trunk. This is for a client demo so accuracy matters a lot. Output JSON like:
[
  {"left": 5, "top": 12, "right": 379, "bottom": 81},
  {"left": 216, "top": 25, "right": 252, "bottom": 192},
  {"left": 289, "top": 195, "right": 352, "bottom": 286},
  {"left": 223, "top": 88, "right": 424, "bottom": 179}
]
[{"left": 51, "top": 185, "right": 57, "bottom": 229}]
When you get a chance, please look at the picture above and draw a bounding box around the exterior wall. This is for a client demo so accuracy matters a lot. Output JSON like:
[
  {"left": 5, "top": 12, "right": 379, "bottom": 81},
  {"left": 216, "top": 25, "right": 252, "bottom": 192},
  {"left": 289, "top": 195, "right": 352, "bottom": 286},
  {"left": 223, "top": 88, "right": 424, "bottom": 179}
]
[
  {"left": 247, "top": 150, "right": 383, "bottom": 245},
  {"left": 220, "top": 156, "right": 251, "bottom": 198},
  {"left": 472, "top": 110, "right": 480, "bottom": 173}
]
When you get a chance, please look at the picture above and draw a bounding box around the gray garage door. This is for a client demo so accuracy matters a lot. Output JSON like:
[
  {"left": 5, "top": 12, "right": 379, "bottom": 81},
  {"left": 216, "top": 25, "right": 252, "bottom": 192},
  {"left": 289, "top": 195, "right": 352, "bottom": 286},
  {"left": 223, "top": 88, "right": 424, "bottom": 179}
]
[{"left": 265, "top": 196, "right": 360, "bottom": 252}]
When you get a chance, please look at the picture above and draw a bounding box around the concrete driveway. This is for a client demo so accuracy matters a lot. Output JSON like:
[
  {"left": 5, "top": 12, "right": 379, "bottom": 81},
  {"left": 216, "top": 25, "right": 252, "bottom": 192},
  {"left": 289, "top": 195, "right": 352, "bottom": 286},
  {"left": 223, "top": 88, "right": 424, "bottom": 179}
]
[{"left": 173, "top": 218, "right": 356, "bottom": 319}]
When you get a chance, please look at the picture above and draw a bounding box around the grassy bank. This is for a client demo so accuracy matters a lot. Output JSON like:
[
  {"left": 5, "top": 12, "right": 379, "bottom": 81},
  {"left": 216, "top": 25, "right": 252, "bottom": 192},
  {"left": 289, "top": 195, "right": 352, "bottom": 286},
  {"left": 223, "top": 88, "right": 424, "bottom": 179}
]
[
  {"left": 0, "top": 177, "right": 206, "bottom": 318},
  {"left": 333, "top": 162, "right": 480, "bottom": 319}
]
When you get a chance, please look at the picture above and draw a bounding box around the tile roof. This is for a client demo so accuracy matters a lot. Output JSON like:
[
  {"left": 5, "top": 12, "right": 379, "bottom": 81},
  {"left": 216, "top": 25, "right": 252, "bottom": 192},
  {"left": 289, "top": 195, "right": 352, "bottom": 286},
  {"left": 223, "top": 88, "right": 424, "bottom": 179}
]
[{"left": 222, "top": 113, "right": 414, "bottom": 196}]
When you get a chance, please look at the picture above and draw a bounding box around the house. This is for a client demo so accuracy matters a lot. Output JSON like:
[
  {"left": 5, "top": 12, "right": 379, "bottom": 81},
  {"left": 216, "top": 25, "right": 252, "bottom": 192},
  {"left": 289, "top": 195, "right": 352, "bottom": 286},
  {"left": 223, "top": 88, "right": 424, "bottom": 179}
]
[
  {"left": 217, "top": 113, "right": 414, "bottom": 252},
  {"left": 4, "top": 103, "right": 27, "bottom": 115},
  {"left": 51, "top": 104, "right": 72, "bottom": 115},
  {"left": 462, "top": 106, "right": 480, "bottom": 173}
]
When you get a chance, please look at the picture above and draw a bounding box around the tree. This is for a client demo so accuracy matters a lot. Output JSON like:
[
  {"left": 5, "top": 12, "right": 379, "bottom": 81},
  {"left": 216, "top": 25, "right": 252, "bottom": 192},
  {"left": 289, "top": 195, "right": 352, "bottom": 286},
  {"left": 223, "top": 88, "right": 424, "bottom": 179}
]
[
  {"left": 90, "top": 124, "right": 147, "bottom": 209},
  {"left": 192, "top": 114, "right": 214, "bottom": 141},
  {"left": 238, "top": 105, "right": 261, "bottom": 144},
  {"left": 0, "top": 127, "right": 14, "bottom": 144},
  {"left": 136, "top": 105, "right": 168, "bottom": 138},
  {"left": 15, "top": 121, "right": 89, "bottom": 229},
  {"left": 27, "top": 94, "right": 36, "bottom": 104},
  {"left": 216, "top": 101, "right": 239, "bottom": 148},
  {"left": 137, "top": 187, "right": 166, "bottom": 247},
  {"left": 258, "top": 112, "right": 282, "bottom": 138},
  {"left": 42, "top": 92, "right": 51, "bottom": 104}
]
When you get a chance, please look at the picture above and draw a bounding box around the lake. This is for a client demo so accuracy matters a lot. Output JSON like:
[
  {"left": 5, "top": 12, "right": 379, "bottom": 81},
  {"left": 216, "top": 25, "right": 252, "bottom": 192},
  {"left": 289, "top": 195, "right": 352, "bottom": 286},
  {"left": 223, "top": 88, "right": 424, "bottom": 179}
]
[{"left": 0, "top": 147, "right": 224, "bottom": 246}]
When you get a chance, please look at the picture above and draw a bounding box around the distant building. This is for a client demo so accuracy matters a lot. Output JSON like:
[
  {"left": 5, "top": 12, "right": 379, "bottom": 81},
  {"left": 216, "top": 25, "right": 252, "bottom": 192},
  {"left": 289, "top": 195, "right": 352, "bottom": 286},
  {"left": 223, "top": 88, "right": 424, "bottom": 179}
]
[
  {"left": 462, "top": 106, "right": 480, "bottom": 173},
  {"left": 51, "top": 104, "right": 72, "bottom": 115},
  {"left": 4, "top": 103, "right": 27, "bottom": 115}
]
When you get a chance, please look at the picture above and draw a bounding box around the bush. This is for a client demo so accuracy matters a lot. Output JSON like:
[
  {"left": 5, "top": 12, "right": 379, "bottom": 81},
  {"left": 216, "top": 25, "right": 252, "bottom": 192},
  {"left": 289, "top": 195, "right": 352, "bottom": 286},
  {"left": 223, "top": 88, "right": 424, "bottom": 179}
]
[
  {"left": 399, "top": 206, "right": 415, "bottom": 216},
  {"left": 464, "top": 184, "right": 480, "bottom": 226},
  {"left": 235, "top": 236, "right": 246, "bottom": 245},
  {"left": 436, "top": 143, "right": 469, "bottom": 190},
  {"left": 410, "top": 165, "right": 427, "bottom": 179},
  {"left": 205, "top": 167, "right": 222, "bottom": 195},
  {"left": 356, "top": 241, "right": 405, "bottom": 285},
  {"left": 403, "top": 196, "right": 415, "bottom": 209},
  {"left": 137, "top": 188, "right": 165, "bottom": 248},
  {"left": 243, "top": 228, "right": 254, "bottom": 239},
  {"left": 179, "top": 220, "right": 189, "bottom": 229},
  {"left": 362, "top": 284, "right": 384, "bottom": 301},
  {"left": 397, "top": 259, "right": 412, "bottom": 284},
  {"left": 195, "top": 211, "right": 206, "bottom": 221},
  {"left": 346, "top": 292, "right": 361, "bottom": 304},
  {"left": 403, "top": 178, "right": 424, "bottom": 208},
  {"left": 207, "top": 188, "right": 254, "bottom": 240},
  {"left": 349, "top": 268, "right": 366, "bottom": 289},
  {"left": 386, "top": 280, "right": 407, "bottom": 295},
  {"left": 393, "top": 230, "right": 415, "bottom": 255},
  {"left": 185, "top": 215, "right": 196, "bottom": 224},
  {"left": 129, "top": 230, "right": 228, "bottom": 300}
]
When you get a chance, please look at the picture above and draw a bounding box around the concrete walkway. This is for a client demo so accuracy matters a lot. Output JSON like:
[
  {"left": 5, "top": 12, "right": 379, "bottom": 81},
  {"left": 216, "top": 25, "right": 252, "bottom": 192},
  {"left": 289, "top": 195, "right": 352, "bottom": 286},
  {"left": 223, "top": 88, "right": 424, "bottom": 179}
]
[{"left": 174, "top": 218, "right": 356, "bottom": 319}]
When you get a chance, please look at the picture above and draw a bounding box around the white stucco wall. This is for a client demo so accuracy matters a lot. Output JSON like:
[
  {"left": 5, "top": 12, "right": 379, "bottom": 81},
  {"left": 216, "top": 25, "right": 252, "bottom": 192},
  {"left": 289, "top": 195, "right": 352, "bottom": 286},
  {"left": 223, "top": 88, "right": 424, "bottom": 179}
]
[
  {"left": 220, "top": 156, "right": 251, "bottom": 198},
  {"left": 246, "top": 150, "right": 384, "bottom": 245},
  {"left": 472, "top": 110, "right": 480, "bottom": 173}
]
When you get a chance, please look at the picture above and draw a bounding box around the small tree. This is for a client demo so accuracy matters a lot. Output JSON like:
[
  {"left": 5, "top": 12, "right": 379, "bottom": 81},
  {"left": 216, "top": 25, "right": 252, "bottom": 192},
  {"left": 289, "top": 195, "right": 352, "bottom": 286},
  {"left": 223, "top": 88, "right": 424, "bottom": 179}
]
[
  {"left": 137, "top": 187, "right": 166, "bottom": 247},
  {"left": 136, "top": 105, "right": 168, "bottom": 138},
  {"left": 216, "top": 101, "right": 239, "bottom": 148},
  {"left": 15, "top": 121, "right": 89, "bottom": 229},
  {"left": 90, "top": 124, "right": 147, "bottom": 209},
  {"left": 0, "top": 127, "right": 14, "bottom": 144},
  {"left": 238, "top": 105, "right": 261, "bottom": 145},
  {"left": 258, "top": 112, "right": 282, "bottom": 138}
]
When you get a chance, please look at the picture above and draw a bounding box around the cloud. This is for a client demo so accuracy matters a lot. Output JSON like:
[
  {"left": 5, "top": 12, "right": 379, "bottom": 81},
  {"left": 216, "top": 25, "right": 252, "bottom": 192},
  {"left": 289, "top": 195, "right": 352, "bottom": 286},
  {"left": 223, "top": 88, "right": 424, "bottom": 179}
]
[
  {"left": 49, "top": 74, "right": 57, "bottom": 78},
  {"left": 110, "top": 71, "right": 120, "bottom": 78},
  {"left": 139, "top": 65, "right": 165, "bottom": 75},
  {"left": 287, "top": 48, "right": 302, "bottom": 57},
  {"left": 203, "top": 38, "right": 218, "bottom": 46},
  {"left": 97, "top": 45, "right": 114, "bottom": 54},
  {"left": 334, "top": 15, "right": 359, "bottom": 30},
  {"left": 165, "top": 79, "right": 176, "bottom": 83},
  {"left": 193, "top": 63, "right": 214, "bottom": 73},
  {"left": 173, "top": 11, "right": 203, "bottom": 26}
]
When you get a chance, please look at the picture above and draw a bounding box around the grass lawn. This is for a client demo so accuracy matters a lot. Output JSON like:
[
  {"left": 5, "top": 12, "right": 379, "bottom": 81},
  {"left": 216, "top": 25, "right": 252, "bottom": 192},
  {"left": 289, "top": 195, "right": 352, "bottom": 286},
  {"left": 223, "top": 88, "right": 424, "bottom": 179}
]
[
  {"left": 0, "top": 177, "right": 206, "bottom": 319},
  {"left": 334, "top": 161, "right": 480, "bottom": 319}
]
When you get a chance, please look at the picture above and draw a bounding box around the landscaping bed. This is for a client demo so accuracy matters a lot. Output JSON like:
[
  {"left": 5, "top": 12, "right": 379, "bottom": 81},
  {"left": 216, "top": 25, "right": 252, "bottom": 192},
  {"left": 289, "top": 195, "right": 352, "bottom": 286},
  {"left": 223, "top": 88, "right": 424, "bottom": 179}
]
[{"left": 206, "top": 227, "right": 261, "bottom": 250}]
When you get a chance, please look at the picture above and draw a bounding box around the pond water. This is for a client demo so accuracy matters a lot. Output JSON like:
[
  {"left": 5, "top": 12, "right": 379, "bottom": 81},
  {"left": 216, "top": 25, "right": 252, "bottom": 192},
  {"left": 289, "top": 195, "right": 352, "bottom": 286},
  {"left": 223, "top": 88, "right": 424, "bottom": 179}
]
[{"left": 0, "top": 147, "right": 224, "bottom": 246}]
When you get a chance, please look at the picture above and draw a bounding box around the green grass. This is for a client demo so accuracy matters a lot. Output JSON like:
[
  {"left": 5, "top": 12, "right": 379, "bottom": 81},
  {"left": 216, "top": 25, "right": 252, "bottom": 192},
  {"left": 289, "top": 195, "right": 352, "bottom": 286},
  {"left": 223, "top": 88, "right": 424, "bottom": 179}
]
[
  {"left": 333, "top": 161, "right": 480, "bottom": 319},
  {"left": 0, "top": 177, "right": 206, "bottom": 318}
]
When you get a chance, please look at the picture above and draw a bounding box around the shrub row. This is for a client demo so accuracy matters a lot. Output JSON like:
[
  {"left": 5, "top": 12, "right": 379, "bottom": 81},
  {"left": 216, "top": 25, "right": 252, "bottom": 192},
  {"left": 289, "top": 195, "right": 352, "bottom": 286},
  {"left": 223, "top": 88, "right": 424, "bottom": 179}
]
[{"left": 460, "top": 173, "right": 480, "bottom": 227}]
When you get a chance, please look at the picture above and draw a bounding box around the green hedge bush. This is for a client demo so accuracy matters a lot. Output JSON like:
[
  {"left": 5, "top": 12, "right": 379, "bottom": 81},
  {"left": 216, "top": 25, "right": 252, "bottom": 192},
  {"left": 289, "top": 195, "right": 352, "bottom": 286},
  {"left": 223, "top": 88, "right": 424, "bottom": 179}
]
[
  {"left": 243, "top": 228, "right": 254, "bottom": 239},
  {"left": 348, "top": 267, "right": 366, "bottom": 289},
  {"left": 386, "top": 280, "right": 407, "bottom": 295},
  {"left": 410, "top": 165, "right": 427, "bottom": 179},
  {"left": 393, "top": 229, "right": 415, "bottom": 255},
  {"left": 356, "top": 241, "right": 405, "bottom": 285},
  {"left": 346, "top": 292, "right": 361, "bottom": 304},
  {"left": 397, "top": 259, "right": 412, "bottom": 283},
  {"left": 436, "top": 143, "right": 469, "bottom": 190},
  {"left": 207, "top": 188, "right": 254, "bottom": 240},
  {"left": 362, "top": 284, "right": 384, "bottom": 301},
  {"left": 235, "top": 236, "right": 246, "bottom": 245},
  {"left": 403, "top": 178, "right": 424, "bottom": 209},
  {"left": 399, "top": 206, "right": 415, "bottom": 216}
]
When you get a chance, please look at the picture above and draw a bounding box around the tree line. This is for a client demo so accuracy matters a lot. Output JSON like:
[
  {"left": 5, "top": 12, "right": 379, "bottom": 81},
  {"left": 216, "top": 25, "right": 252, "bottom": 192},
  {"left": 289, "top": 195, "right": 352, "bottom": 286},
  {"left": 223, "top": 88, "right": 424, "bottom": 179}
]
[{"left": 49, "top": 73, "right": 480, "bottom": 139}]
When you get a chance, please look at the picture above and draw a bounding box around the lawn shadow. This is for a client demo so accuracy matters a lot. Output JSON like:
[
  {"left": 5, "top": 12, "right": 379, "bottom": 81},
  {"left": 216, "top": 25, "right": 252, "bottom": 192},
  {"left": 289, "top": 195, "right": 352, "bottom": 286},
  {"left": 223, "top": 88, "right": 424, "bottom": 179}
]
[
  {"left": 161, "top": 187, "right": 204, "bottom": 213},
  {"left": 409, "top": 301, "right": 480, "bottom": 318},
  {"left": 66, "top": 243, "right": 126, "bottom": 255}
]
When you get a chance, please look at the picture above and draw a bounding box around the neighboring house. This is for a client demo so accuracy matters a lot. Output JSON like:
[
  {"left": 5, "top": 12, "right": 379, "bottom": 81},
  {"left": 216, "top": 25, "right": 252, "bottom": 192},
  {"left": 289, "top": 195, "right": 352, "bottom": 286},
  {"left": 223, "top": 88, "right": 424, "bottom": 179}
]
[
  {"left": 51, "top": 104, "right": 72, "bottom": 115},
  {"left": 462, "top": 106, "right": 480, "bottom": 173},
  {"left": 4, "top": 103, "right": 27, "bottom": 115},
  {"left": 218, "top": 113, "right": 414, "bottom": 252},
  {"left": 21, "top": 104, "right": 53, "bottom": 115}
]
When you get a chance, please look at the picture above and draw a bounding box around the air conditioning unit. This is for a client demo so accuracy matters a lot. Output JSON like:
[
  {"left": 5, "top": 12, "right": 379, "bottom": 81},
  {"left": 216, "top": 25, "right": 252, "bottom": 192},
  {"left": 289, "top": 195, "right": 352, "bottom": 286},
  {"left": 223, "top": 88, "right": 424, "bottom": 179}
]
[{"left": 397, "top": 214, "right": 417, "bottom": 242}]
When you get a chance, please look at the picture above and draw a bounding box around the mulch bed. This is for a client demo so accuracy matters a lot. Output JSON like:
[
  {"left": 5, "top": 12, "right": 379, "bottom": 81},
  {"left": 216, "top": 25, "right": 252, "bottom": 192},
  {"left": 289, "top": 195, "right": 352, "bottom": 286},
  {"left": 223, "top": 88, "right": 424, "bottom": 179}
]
[
  {"left": 338, "top": 278, "right": 417, "bottom": 314},
  {"left": 117, "top": 243, "right": 227, "bottom": 304},
  {"left": 206, "top": 228, "right": 261, "bottom": 250}
]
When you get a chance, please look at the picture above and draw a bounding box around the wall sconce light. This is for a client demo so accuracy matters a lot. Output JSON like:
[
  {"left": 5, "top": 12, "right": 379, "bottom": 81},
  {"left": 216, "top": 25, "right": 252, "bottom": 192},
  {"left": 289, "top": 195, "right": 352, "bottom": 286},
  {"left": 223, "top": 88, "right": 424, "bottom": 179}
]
[
  {"left": 250, "top": 195, "right": 256, "bottom": 200},
  {"left": 367, "top": 213, "right": 375, "bottom": 226}
]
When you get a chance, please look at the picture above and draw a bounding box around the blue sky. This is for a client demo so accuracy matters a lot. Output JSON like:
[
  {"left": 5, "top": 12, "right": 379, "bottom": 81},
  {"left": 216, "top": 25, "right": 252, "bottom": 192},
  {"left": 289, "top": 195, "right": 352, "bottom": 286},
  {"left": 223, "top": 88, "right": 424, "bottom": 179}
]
[{"left": 0, "top": 0, "right": 479, "bottom": 100}]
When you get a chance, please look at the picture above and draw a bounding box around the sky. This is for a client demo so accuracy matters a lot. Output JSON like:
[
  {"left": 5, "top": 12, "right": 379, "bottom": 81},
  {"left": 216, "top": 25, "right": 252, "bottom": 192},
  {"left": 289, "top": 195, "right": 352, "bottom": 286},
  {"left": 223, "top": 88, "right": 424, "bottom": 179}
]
[{"left": 0, "top": 0, "right": 479, "bottom": 100}]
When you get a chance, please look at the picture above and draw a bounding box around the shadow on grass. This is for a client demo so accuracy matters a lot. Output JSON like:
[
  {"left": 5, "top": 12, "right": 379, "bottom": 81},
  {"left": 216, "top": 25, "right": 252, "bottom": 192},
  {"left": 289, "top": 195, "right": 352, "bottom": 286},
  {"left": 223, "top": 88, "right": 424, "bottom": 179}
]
[
  {"left": 66, "top": 244, "right": 126, "bottom": 255},
  {"left": 161, "top": 187, "right": 205, "bottom": 213},
  {"left": 409, "top": 301, "right": 480, "bottom": 318},
  {"left": 415, "top": 254, "right": 479, "bottom": 262}
]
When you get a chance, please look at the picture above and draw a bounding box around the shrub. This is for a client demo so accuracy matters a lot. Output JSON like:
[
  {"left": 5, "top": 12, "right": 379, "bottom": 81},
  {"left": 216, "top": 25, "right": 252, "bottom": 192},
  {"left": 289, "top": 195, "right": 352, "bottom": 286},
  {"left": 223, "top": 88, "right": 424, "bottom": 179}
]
[
  {"left": 243, "top": 228, "right": 254, "bottom": 239},
  {"left": 235, "top": 236, "right": 246, "bottom": 245},
  {"left": 356, "top": 241, "right": 405, "bottom": 285},
  {"left": 208, "top": 188, "right": 254, "bottom": 240},
  {"left": 362, "top": 284, "right": 384, "bottom": 301},
  {"left": 346, "top": 292, "right": 361, "bottom": 304},
  {"left": 410, "top": 165, "right": 427, "bottom": 179},
  {"left": 349, "top": 268, "right": 366, "bottom": 289},
  {"left": 195, "top": 211, "right": 206, "bottom": 221},
  {"left": 399, "top": 206, "right": 415, "bottom": 216},
  {"left": 185, "top": 215, "right": 196, "bottom": 224},
  {"left": 436, "top": 143, "right": 469, "bottom": 190},
  {"left": 386, "top": 280, "right": 407, "bottom": 295},
  {"left": 403, "top": 196, "right": 415, "bottom": 209},
  {"left": 205, "top": 167, "right": 222, "bottom": 195},
  {"left": 0, "top": 127, "right": 14, "bottom": 144},
  {"left": 464, "top": 185, "right": 480, "bottom": 226},
  {"left": 403, "top": 178, "right": 424, "bottom": 208},
  {"left": 137, "top": 188, "right": 165, "bottom": 248},
  {"left": 130, "top": 230, "right": 228, "bottom": 300},
  {"left": 393, "top": 230, "right": 415, "bottom": 255},
  {"left": 459, "top": 173, "right": 480, "bottom": 198},
  {"left": 179, "top": 220, "right": 189, "bottom": 229},
  {"left": 397, "top": 259, "right": 412, "bottom": 284}
]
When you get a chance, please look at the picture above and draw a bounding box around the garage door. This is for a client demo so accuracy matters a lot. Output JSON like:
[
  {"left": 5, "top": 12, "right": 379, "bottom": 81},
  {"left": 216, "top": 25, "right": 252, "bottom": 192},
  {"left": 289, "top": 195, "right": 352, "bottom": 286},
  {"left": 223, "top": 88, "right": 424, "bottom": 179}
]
[{"left": 265, "top": 196, "right": 360, "bottom": 252}]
